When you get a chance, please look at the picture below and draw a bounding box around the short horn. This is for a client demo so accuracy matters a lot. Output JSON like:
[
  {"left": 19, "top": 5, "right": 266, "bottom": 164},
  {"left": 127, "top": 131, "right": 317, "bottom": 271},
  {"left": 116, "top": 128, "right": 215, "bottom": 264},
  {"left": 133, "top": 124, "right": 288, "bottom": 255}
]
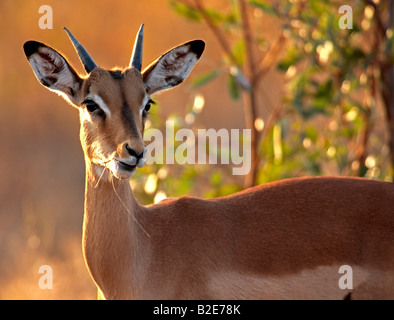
[
  {"left": 129, "top": 24, "right": 144, "bottom": 71},
  {"left": 64, "top": 27, "right": 98, "bottom": 73}
]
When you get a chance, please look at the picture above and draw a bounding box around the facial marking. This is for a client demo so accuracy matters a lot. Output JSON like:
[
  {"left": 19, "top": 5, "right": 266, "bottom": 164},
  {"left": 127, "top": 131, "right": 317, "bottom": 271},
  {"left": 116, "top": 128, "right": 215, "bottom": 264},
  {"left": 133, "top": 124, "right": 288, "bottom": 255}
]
[
  {"left": 140, "top": 94, "right": 151, "bottom": 118},
  {"left": 79, "top": 68, "right": 148, "bottom": 180},
  {"left": 84, "top": 93, "right": 111, "bottom": 116}
]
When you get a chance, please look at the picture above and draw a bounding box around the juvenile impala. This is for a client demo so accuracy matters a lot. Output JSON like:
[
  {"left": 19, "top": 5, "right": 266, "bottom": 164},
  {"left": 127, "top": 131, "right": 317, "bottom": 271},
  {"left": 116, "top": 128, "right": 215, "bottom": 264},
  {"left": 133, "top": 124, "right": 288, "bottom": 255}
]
[{"left": 24, "top": 25, "right": 394, "bottom": 300}]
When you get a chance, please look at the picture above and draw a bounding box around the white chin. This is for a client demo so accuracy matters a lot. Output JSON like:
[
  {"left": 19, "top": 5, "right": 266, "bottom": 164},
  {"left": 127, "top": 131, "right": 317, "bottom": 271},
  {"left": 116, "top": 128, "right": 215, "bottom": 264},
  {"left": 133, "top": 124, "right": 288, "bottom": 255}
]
[{"left": 108, "top": 160, "right": 137, "bottom": 180}]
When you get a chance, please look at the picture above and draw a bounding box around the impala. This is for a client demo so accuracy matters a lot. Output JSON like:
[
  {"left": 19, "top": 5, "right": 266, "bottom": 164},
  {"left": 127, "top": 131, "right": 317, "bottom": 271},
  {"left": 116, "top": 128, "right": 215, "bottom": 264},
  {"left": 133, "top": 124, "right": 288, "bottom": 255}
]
[{"left": 24, "top": 25, "right": 394, "bottom": 300}]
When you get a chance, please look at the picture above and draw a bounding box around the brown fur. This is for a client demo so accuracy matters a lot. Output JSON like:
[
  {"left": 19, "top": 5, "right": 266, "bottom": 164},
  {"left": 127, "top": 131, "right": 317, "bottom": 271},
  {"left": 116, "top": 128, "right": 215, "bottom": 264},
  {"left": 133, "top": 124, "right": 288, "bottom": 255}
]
[
  {"left": 79, "top": 68, "right": 146, "bottom": 163},
  {"left": 24, "top": 37, "right": 394, "bottom": 300},
  {"left": 83, "top": 173, "right": 394, "bottom": 299}
]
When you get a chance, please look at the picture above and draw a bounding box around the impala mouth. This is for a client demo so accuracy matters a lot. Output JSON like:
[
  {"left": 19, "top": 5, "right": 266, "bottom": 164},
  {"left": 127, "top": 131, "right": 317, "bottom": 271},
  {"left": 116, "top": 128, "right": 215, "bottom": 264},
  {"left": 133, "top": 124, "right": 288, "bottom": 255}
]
[
  {"left": 107, "top": 151, "right": 147, "bottom": 179},
  {"left": 116, "top": 159, "right": 137, "bottom": 171},
  {"left": 106, "top": 158, "right": 138, "bottom": 180}
]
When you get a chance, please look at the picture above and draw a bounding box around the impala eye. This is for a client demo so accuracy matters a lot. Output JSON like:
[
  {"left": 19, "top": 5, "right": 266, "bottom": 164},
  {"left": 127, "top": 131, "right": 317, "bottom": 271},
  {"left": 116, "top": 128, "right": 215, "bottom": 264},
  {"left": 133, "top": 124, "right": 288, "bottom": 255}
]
[
  {"left": 145, "top": 99, "right": 154, "bottom": 112},
  {"left": 83, "top": 100, "right": 101, "bottom": 114},
  {"left": 143, "top": 99, "right": 154, "bottom": 116}
]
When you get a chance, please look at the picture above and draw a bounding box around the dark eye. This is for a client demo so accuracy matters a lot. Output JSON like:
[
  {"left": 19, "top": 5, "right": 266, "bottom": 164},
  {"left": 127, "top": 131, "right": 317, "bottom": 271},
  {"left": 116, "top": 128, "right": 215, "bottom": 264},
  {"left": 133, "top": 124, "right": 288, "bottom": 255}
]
[
  {"left": 145, "top": 100, "right": 153, "bottom": 112},
  {"left": 83, "top": 100, "right": 101, "bottom": 114},
  {"left": 143, "top": 99, "right": 154, "bottom": 115}
]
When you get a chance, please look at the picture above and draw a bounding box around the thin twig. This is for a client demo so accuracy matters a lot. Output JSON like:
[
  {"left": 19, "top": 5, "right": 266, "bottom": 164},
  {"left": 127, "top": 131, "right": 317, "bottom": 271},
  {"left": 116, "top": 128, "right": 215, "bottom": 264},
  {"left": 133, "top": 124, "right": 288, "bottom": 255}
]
[
  {"left": 239, "top": 0, "right": 260, "bottom": 187},
  {"left": 364, "top": 0, "right": 387, "bottom": 37},
  {"left": 254, "top": 31, "right": 287, "bottom": 84},
  {"left": 261, "top": 92, "right": 283, "bottom": 143},
  {"left": 191, "top": 0, "right": 239, "bottom": 66}
]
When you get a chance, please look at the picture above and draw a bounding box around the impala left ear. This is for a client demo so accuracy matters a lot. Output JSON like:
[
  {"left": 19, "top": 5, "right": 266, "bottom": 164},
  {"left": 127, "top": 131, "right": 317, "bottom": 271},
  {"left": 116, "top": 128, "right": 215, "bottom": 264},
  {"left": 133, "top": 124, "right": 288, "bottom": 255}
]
[
  {"left": 23, "top": 41, "right": 82, "bottom": 104},
  {"left": 142, "top": 40, "right": 205, "bottom": 95}
]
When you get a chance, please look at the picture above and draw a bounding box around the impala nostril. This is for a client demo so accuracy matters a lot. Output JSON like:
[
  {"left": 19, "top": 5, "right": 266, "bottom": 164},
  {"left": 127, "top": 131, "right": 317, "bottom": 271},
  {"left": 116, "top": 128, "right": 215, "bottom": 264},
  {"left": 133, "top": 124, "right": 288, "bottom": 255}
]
[{"left": 125, "top": 144, "right": 143, "bottom": 159}]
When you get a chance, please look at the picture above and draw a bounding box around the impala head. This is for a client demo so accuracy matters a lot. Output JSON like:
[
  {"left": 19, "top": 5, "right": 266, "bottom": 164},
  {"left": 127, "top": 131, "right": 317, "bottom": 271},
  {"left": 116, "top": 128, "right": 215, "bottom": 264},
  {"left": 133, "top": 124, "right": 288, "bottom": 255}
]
[{"left": 24, "top": 25, "right": 204, "bottom": 179}]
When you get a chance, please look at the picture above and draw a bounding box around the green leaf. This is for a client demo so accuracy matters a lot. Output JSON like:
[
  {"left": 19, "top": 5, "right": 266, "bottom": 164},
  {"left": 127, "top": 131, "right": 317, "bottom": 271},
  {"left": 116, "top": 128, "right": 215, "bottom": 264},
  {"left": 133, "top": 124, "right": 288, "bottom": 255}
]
[
  {"left": 249, "top": 0, "right": 278, "bottom": 16},
  {"left": 231, "top": 40, "right": 246, "bottom": 66},
  {"left": 227, "top": 74, "right": 240, "bottom": 100},
  {"left": 344, "top": 46, "right": 366, "bottom": 61},
  {"left": 191, "top": 69, "right": 220, "bottom": 89},
  {"left": 170, "top": 1, "right": 201, "bottom": 22},
  {"left": 304, "top": 125, "right": 318, "bottom": 142},
  {"left": 309, "top": 0, "right": 330, "bottom": 16},
  {"left": 204, "top": 7, "right": 226, "bottom": 25},
  {"left": 277, "top": 46, "right": 303, "bottom": 71},
  {"left": 210, "top": 170, "right": 223, "bottom": 187}
]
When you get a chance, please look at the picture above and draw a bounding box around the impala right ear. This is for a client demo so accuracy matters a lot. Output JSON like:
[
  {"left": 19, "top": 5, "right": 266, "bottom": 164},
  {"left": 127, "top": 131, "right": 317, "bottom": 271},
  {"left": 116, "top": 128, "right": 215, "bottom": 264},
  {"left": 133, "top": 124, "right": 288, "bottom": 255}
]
[
  {"left": 23, "top": 41, "right": 82, "bottom": 103},
  {"left": 142, "top": 40, "right": 205, "bottom": 95}
]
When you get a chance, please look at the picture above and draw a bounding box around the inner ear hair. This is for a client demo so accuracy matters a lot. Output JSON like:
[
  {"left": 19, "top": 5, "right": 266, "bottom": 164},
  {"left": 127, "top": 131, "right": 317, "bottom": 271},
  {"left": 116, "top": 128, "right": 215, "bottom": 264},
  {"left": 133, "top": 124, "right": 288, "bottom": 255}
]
[
  {"left": 24, "top": 41, "right": 81, "bottom": 99},
  {"left": 142, "top": 40, "right": 205, "bottom": 95}
]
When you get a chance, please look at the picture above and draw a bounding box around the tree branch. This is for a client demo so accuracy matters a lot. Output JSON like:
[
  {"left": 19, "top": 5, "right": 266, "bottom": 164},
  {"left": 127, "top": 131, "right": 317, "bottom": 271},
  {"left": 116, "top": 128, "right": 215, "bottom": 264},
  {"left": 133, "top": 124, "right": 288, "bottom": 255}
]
[
  {"left": 239, "top": 0, "right": 260, "bottom": 187},
  {"left": 364, "top": 0, "right": 387, "bottom": 37},
  {"left": 254, "top": 31, "right": 287, "bottom": 84},
  {"left": 191, "top": 0, "right": 239, "bottom": 67}
]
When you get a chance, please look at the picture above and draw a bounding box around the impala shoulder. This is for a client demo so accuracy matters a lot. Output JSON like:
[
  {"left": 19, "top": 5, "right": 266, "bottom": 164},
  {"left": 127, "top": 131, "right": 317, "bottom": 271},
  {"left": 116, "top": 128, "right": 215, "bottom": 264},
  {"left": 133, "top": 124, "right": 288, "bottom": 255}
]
[
  {"left": 172, "top": 195, "right": 209, "bottom": 209},
  {"left": 146, "top": 195, "right": 205, "bottom": 210}
]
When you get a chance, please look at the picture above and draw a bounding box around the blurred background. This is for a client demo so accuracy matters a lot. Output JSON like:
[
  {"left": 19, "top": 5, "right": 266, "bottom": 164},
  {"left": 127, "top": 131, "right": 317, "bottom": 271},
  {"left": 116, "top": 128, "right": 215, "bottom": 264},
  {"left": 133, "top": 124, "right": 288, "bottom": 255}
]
[{"left": 0, "top": 0, "right": 392, "bottom": 299}]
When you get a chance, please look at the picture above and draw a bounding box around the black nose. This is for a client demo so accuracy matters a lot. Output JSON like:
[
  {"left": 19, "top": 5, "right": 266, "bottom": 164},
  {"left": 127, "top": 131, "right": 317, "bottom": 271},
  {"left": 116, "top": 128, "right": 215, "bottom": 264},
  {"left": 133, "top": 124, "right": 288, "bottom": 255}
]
[{"left": 125, "top": 144, "right": 144, "bottom": 159}]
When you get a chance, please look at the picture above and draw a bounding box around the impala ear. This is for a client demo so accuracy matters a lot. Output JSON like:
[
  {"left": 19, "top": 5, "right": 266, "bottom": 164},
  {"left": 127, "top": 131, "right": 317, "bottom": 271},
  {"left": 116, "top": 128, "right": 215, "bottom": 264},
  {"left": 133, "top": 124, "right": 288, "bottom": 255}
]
[
  {"left": 23, "top": 41, "right": 82, "bottom": 103},
  {"left": 142, "top": 40, "right": 205, "bottom": 95}
]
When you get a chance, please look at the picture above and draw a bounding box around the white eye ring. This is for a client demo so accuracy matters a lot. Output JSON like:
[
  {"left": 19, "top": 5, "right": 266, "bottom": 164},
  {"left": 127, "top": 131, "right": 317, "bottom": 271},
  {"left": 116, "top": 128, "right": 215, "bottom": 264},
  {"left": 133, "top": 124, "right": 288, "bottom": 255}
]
[
  {"left": 84, "top": 94, "right": 111, "bottom": 116},
  {"left": 140, "top": 95, "right": 152, "bottom": 118}
]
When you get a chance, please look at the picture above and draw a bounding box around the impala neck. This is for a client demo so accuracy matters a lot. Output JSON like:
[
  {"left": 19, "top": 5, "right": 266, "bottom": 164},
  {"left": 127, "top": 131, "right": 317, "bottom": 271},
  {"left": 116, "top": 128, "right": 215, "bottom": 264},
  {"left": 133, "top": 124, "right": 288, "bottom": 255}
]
[{"left": 82, "top": 159, "right": 145, "bottom": 298}]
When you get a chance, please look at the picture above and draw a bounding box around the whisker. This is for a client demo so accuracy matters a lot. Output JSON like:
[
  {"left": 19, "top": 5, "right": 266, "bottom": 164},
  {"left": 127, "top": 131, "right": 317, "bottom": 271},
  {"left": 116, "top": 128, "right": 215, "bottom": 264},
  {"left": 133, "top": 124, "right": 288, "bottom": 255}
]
[
  {"left": 94, "top": 165, "right": 107, "bottom": 188},
  {"left": 94, "top": 157, "right": 114, "bottom": 188},
  {"left": 109, "top": 174, "right": 151, "bottom": 238}
]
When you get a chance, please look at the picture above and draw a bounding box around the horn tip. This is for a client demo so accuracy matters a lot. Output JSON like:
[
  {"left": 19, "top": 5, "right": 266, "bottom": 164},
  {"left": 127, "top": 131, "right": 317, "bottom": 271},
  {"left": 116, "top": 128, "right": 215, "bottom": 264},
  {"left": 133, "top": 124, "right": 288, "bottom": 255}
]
[
  {"left": 63, "top": 27, "right": 75, "bottom": 40},
  {"left": 63, "top": 26, "right": 98, "bottom": 73},
  {"left": 138, "top": 23, "right": 144, "bottom": 34}
]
